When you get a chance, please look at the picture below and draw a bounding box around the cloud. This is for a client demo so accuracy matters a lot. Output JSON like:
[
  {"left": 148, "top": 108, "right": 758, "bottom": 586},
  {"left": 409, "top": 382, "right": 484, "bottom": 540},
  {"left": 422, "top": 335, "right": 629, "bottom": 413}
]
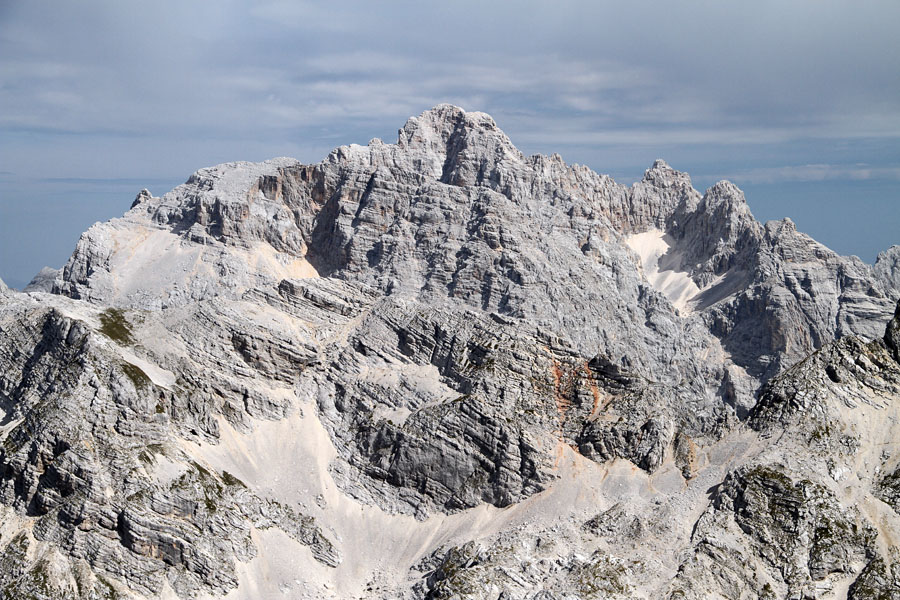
[
  {"left": 2, "top": 0, "right": 900, "bottom": 285},
  {"left": 3, "top": 2, "right": 899, "bottom": 154},
  {"left": 39, "top": 176, "right": 184, "bottom": 186},
  {"left": 703, "top": 164, "right": 900, "bottom": 185}
]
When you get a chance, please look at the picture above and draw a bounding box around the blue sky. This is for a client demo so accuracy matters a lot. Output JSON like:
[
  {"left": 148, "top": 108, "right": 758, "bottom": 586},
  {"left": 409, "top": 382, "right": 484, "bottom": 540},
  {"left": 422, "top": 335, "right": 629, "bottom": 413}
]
[{"left": 1, "top": 1, "right": 899, "bottom": 288}]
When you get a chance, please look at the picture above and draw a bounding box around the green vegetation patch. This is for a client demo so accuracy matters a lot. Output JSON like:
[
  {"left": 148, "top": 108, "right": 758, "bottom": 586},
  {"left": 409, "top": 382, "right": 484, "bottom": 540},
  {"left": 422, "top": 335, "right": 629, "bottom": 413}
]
[
  {"left": 99, "top": 308, "right": 134, "bottom": 345},
  {"left": 169, "top": 461, "right": 226, "bottom": 514},
  {"left": 221, "top": 470, "right": 246, "bottom": 488},
  {"left": 572, "top": 554, "right": 632, "bottom": 598},
  {"left": 121, "top": 362, "right": 151, "bottom": 390}
]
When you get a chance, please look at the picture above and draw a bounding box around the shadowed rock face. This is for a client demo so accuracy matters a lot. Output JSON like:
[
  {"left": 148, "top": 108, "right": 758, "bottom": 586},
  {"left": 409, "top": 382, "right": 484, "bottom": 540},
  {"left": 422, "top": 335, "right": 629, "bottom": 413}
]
[
  {"left": 0, "top": 105, "right": 899, "bottom": 598},
  {"left": 886, "top": 299, "right": 900, "bottom": 364}
]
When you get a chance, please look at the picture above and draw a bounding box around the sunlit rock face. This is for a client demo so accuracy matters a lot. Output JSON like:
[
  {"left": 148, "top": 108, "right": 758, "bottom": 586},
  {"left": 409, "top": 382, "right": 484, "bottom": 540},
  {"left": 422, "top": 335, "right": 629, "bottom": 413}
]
[{"left": 1, "top": 105, "right": 899, "bottom": 599}]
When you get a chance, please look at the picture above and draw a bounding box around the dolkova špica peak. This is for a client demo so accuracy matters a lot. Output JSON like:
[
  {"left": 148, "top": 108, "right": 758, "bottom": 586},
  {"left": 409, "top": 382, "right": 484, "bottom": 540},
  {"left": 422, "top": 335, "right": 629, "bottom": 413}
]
[{"left": 2, "top": 105, "right": 900, "bottom": 599}]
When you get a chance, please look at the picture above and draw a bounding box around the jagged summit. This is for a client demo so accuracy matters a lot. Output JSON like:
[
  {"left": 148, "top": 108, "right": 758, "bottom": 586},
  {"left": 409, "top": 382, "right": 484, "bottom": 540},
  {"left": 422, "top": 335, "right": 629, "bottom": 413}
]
[
  {"left": 398, "top": 103, "right": 513, "bottom": 151},
  {"left": 48, "top": 105, "right": 898, "bottom": 378},
  {"left": 1, "top": 105, "right": 900, "bottom": 599}
]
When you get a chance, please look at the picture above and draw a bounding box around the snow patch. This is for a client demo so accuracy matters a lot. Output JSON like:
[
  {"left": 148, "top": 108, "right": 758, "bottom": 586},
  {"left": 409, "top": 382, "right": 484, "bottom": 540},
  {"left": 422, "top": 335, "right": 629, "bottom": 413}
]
[
  {"left": 626, "top": 229, "right": 702, "bottom": 314},
  {"left": 119, "top": 348, "right": 176, "bottom": 388},
  {"left": 100, "top": 226, "right": 318, "bottom": 308}
]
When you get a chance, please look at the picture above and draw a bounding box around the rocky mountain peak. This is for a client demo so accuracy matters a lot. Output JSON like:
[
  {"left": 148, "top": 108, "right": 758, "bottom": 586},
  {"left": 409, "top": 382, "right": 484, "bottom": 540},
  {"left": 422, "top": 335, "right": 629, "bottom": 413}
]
[
  {"left": 398, "top": 103, "right": 504, "bottom": 144},
  {"left": 692, "top": 181, "right": 757, "bottom": 238},
  {"left": 703, "top": 179, "right": 748, "bottom": 206},
  {"left": 620, "top": 159, "right": 699, "bottom": 233},
  {"left": 394, "top": 104, "right": 522, "bottom": 185},
  {"left": 1, "top": 105, "right": 900, "bottom": 599},
  {"left": 695, "top": 180, "right": 756, "bottom": 238},
  {"left": 23, "top": 266, "right": 59, "bottom": 292},
  {"left": 639, "top": 158, "right": 695, "bottom": 194},
  {"left": 764, "top": 216, "right": 797, "bottom": 238}
]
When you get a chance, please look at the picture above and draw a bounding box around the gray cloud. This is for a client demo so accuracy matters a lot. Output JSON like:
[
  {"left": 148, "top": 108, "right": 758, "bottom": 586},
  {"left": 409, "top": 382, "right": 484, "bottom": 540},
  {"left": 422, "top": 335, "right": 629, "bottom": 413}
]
[
  {"left": 3, "top": 1, "right": 899, "bottom": 149},
  {"left": 1, "top": 0, "right": 899, "bottom": 283},
  {"left": 705, "top": 164, "right": 900, "bottom": 185}
]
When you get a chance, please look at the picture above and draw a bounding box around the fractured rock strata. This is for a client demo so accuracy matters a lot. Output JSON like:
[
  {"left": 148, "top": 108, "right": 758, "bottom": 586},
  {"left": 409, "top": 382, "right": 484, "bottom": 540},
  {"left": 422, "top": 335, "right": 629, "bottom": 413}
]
[{"left": 0, "top": 105, "right": 898, "bottom": 598}]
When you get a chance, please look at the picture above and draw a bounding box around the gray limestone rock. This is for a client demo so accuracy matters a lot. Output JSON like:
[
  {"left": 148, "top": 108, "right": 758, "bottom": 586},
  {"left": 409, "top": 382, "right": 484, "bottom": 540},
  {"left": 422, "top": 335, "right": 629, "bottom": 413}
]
[
  {"left": 875, "top": 245, "right": 900, "bottom": 296},
  {"left": 849, "top": 554, "right": 900, "bottom": 599},
  {"left": 672, "top": 464, "right": 877, "bottom": 598},
  {"left": 0, "top": 293, "right": 340, "bottom": 598},
  {"left": 54, "top": 107, "right": 896, "bottom": 397},
  {"left": 1, "top": 105, "right": 899, "bottom": 598},
  {"left": 24, "top": 267, "right": 60, "bottom": 293}
]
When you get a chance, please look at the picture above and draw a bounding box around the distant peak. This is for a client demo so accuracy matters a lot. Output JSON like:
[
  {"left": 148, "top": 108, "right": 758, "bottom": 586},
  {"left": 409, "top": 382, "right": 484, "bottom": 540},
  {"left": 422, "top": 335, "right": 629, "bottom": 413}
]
[
  {"left": 877, "top": 245, "right": 900, "bottom": 260},
  {"left": 641, "top": 159, "right": 684, "bottom": 180},
  {"left": 426, "top": 102, "right": 465, "bottom": 114},
  {"left": 394, "top": 105, "right": 521, "bottom": 181},
  {"left": 873, "top": 245, "right": 900, "bottom": 294},
  {"left": 23, "top": 266, "right": 59, "bottom": 293},
  {"left": 416, "top": 103, "right": 498, "bottom": 125},
  {"left": 398, "top": 105, "right": 465, "bottom": 140},
  {"left": 639, "top": 159, "right": 694, "bottom": 193},
  {"left": 397, "top": 104, "right": 506, "bottom": 147},
  {"left": 696, "top": 180, "right": 757, "bottom": 227}
]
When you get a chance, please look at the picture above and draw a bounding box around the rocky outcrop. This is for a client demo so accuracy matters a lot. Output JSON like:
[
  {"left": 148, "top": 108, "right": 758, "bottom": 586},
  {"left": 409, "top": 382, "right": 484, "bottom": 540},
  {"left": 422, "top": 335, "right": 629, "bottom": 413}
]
[
  {"left": 887, "top": 302, "right": 900, "bottom": 364},
  {"left": 876, "top": 245, "right": 900, "bottom": 296},
  {"left": 662, "top": 301, "right": 900, "bottom": 599},
  {"left": 673, "top": 465, "right": 877, "bottom": 598},
  {"left": 848, "top": 554, "right": 900, "bottom": 599},
  {"left": 749, "top": 299, "right": 900, "bottom": 434}
]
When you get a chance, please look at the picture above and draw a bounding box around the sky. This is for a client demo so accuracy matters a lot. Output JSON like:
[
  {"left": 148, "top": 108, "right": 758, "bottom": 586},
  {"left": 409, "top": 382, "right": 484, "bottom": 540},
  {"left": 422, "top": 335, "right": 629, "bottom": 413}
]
[{"left": 1, "top": 1, "right": 899, "bottom": 289}]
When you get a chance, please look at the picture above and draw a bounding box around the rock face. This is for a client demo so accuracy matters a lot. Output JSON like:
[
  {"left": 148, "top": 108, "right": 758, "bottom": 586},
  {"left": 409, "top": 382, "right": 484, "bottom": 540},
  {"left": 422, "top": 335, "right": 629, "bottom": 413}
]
[
  {"left": 23, "top": 267, "right": 61, "bottom": 293},
  {"left": 0, "top": 105, "right": 899, "bottom": 598},
  {"left": 876, "top": 245, "right": 900, "bottom": 296}
]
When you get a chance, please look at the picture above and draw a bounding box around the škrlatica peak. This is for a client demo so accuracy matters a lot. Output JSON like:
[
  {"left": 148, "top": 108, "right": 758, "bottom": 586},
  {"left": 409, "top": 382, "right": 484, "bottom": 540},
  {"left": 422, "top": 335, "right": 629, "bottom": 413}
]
[{"left": 2, "top": 105, "right": 900, "bottom": 599}]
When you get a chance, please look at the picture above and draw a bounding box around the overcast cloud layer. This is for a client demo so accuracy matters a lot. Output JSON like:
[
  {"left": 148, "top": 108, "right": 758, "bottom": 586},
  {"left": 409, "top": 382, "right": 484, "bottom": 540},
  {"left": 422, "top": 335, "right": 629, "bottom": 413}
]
[{"left": 1, "top": 1, "right": 899, "bottom": 288}]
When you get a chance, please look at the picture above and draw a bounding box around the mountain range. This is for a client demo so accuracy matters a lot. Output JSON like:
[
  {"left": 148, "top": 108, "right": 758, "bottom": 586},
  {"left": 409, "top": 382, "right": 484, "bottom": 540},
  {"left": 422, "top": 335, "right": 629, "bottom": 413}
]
[{"left": 1, "top": 105, "right": 900, "bottom": 599}]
